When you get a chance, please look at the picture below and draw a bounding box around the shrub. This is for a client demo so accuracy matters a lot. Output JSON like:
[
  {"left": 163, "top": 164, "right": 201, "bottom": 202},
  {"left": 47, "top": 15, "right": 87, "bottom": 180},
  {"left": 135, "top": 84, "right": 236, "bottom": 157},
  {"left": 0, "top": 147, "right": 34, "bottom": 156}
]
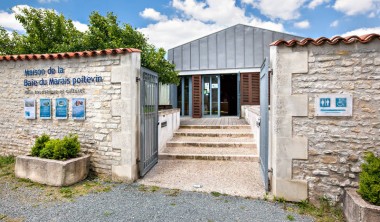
[
  {"left": 31, "top": 134, "right": 50, "bottom": 157},
  {"left": 39, "top": 139, "right": 59, "bottom": 159},
  {"left": 31, "top": 134, "right": 81, "bottom": 160},
  {"left": 62, "top": 134, "right": 80, "bottom": 158},
  {"left": 358, "top": 152, "right": 380, "bottom": 206}
]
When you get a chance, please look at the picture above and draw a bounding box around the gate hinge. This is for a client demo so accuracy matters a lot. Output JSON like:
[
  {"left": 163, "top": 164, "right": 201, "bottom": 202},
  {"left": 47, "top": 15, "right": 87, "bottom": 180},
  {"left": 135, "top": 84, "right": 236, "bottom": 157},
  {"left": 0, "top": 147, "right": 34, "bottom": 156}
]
[
  {"left": 256, "top": 118, "right": 261, "bottom": 127},
  {"left": 136, "top": 77, "right": 141, "bottom": 82}
]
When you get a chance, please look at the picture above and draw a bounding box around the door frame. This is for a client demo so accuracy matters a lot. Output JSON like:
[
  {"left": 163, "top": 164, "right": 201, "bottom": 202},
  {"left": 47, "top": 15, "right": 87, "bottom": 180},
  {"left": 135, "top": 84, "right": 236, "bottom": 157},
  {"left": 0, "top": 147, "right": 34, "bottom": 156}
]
[
  {"left": 202, "top": 75, "right": 220, "bottom": 117},
  {"left": 180, "top": 76, "right": 192, "bottom": 116}
]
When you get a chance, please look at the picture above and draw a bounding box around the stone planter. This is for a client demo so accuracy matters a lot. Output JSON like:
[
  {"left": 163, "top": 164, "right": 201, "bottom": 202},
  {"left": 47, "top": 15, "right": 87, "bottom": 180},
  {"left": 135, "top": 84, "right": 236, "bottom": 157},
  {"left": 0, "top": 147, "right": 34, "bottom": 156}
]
[
  {"left": 15, "top": 155, "right": 90, "bottom": 186},
  {"left": 344, "top": 188, "right": 380, "bottom": 222}
]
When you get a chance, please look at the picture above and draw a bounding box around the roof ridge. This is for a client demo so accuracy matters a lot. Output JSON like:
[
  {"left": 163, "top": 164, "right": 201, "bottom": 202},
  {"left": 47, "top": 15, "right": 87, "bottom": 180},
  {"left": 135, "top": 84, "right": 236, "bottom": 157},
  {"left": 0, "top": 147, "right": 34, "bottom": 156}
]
[
  {"left": 270, "top": 33, "right": 380, "bottom": 47},
  {"left": 0, "top": 48, "right": 141, "bottom": 62}
]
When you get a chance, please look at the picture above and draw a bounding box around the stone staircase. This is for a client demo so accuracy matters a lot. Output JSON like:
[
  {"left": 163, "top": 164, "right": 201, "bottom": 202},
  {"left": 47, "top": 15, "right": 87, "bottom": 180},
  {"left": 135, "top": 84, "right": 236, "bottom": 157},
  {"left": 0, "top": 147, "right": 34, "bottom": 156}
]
[{"left": 159, "top": 125, "right": 258, "bottom": 162}]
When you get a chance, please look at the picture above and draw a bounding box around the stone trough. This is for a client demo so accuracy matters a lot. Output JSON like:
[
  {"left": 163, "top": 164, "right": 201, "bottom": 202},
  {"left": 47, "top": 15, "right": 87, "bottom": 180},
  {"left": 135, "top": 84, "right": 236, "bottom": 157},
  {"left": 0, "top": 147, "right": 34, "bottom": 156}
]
[
  {"left": 344, "top": 188, "right": 380, "bottom": 222},
  {"left": 15, "top": 155, "right": 90, "bottom": 186}
]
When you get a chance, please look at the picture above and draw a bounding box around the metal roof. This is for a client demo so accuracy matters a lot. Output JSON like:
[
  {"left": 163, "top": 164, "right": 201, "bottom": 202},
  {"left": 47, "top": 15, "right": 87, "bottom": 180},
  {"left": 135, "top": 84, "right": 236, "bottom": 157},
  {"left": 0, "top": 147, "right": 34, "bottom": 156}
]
[{"left": 168, "top": 24, "right": 303, "bottom": 73}]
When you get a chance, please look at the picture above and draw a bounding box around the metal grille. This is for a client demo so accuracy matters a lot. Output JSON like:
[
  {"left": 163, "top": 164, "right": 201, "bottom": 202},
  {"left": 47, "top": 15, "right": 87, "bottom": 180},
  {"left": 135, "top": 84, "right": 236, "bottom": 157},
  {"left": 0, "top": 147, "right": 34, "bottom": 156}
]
[
  {"left": 192, "top": 75, "right": 202, "bottom": 118},
  {"left": 139, "top": 68, "right": 159, "bottom": 177},
  {"left": 259, "top": 58, "right": 269, "bottom": 191}
]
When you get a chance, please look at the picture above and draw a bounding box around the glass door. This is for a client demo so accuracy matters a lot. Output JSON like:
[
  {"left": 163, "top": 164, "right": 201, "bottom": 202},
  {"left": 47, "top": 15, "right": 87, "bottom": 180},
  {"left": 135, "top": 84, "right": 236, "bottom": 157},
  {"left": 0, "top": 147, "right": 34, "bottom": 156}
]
[{"left": 202, "top": 75, "right": 220, "bottom": 117}]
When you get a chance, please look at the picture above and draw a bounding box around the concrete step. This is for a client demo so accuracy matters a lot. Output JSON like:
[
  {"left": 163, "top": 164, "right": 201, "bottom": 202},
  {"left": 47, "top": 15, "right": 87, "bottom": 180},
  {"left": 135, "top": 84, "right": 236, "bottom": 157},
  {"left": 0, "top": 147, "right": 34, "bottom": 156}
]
[
  {"left": 166, "top": 141, "right": 257, "bottom": 148},
  {"left": 159, "top": 153, "right": 259, "bottom": 162},
  {"left": 162, "top": 146, "right": 257, "bottom": 155},
  {"left": 174, "top": 131, "right": 254, "bottom": 138},
  {"left": 180, "top": 125, "right": 251, "bottom": 130}
]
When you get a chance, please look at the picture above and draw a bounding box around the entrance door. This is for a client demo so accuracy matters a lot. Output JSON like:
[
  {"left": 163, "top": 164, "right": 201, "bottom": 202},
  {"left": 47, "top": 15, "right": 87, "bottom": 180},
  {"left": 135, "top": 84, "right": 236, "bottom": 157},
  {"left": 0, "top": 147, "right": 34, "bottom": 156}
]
[{"left": 202, "top": 75, "right": 220, "bottom": 117}]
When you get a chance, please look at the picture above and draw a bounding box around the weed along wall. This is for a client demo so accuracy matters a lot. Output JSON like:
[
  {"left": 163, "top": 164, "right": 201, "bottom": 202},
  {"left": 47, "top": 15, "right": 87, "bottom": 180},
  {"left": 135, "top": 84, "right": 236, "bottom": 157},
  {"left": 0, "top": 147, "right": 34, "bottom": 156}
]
[
  {"left": 270, "top": 35, "right": 380, "bottom": 203},
  {"left": 0, "top": 48, "right": 142, "bottom": 181}
]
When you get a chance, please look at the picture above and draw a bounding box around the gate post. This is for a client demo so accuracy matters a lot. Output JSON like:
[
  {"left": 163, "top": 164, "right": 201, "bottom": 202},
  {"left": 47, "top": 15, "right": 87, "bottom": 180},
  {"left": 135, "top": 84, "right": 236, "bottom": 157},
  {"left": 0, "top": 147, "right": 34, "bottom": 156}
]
[{"left": 110, "top": 52, "right": 141, "bottom": 182}]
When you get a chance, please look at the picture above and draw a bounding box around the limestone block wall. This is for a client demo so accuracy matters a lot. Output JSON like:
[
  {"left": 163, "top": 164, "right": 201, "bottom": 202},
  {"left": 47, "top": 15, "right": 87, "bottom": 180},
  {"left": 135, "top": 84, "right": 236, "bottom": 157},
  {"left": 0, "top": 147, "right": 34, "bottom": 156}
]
[
  {"left": 270, "top": 40, "right": 380, "bottom": 203},
  {"left": 0, "top": 51, "right": 141, "bottom": 181}
]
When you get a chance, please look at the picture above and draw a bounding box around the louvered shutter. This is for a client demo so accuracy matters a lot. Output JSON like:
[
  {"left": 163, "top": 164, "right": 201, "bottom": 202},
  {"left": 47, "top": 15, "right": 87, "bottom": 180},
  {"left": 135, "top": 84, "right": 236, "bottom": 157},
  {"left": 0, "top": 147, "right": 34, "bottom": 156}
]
[
  {"left": 192, "top": 75, "right": 202, "bottom": 118},
  {"left": 240, "top": 73, "right": 260, "bottom": 105}
]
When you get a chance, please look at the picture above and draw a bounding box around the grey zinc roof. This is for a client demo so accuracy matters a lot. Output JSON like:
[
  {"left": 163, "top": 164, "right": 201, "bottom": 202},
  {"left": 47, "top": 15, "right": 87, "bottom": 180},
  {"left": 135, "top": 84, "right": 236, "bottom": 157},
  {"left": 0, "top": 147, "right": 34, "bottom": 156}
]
[{"left": 167, "top": 24, "right": 303, "bottom": 72}]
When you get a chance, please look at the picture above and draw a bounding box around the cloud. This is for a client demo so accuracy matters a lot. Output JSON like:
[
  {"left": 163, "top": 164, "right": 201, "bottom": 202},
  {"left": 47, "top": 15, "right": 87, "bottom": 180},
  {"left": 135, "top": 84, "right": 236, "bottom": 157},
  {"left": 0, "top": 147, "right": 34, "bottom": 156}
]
[
  {"left": 248, "top": 0, "right": 305, "bottom": 20},
  {"left": 172, "top": 0, "right": 248, "bottom": 26},
  {"left": 140, "top": 8, "right": 168, "bottom": 21},
  {"left": 38, "top": 0, "right": 60, "bottom": 3},
  {"left": 307, "top": 0, "right": 330, "bottom": 9},
  {"left": 330, "top": 20, "right": 339, "bottom": 27},
  {"left": 294, "top": 20, "right": 310, "bottom": 29},
  {"left": 72, "top": 21, "right": 88, "bottom": 32},
  {"left": 333, "top": 0, "right": 380, "bottom": 16},
  {"left": 138, "top": 0, "right": 286, "bottom": 50},
  {"left": 0, "top": 5, "right": 30, "bottom": 32},
  {"left": 340, "top": 27, "right": 380, "bottom": 36},
  {"left": 0, "top": 5, "right": 87, "bottom": 33}
]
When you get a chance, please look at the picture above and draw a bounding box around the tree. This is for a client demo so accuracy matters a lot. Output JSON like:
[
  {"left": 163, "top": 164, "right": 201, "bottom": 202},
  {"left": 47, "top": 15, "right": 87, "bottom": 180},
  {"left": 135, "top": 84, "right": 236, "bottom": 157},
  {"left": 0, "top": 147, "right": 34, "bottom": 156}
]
[
  {"left": 84, "top": 12, "right": 178, "bottom": 84},
  {"left": 5, "top": 7, "right": 179, "bottom": 84},
  {"left": 13, "top": 6, "right": 84, "bottom": 54},
  {"left": 0, "top": 27, "right": 13, "bottom": 55}
]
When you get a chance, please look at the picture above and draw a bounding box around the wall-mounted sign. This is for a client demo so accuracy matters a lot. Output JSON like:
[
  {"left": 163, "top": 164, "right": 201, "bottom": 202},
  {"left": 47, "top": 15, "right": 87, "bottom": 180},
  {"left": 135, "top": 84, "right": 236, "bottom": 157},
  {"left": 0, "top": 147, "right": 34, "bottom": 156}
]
[
  {"left": 205, "top": 83, "right": 210, "bottom": 90},
  {"left": 24, "top": 98, "right": 36, "bottom": 119},
  {"left": 72, "top": 98, "right": 86, "bottom": 120},
  {"left": 211, "top": 84, "right": 218, "bottom": 89},
  {"left": 315, "top": 94, "right": 353, "bottom": 116},
  {"left": 40, "top": 98, "right": 51, "bottom": 119},
  {"left": 55, "top": 98, "right": 68, "bottom": 119}
]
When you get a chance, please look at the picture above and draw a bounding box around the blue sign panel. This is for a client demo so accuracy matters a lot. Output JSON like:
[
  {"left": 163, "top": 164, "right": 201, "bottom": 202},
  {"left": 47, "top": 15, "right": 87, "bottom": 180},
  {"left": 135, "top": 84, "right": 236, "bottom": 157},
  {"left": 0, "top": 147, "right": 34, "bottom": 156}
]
[
  {"left": 336, "top": 98, "right": 347, "bottom": 107},
  {"left": 40, "top": 98, "right": 51, "bottom": 119},
  {"left": 320, "top": 98, "right": 331, "bottom": 107},
  {"left": 55, "top": 98, "right": 68, "bottom": 119},
  {"left": 72, "top": 98, "right": 85, "bottom": 120},
  {"left": 315, "top": 94, "right": 353, "bottom": 116}
]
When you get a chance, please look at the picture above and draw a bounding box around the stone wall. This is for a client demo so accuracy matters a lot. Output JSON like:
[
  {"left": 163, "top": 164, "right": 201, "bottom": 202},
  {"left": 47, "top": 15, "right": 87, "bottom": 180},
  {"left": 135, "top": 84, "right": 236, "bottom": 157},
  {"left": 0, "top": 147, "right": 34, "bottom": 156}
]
[
  {"left": 0, "top": 51, "right": 141, "bottom": 181},
  {"left": 270, "top": 40, "right": 380, "bottom": 203}
]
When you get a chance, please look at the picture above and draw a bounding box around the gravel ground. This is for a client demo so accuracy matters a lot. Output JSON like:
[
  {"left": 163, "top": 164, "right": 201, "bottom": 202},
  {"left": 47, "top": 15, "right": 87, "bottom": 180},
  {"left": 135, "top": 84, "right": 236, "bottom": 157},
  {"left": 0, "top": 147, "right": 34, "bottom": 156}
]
[{"left": 0, "top": 183, "right": 314, "bottom": 222}]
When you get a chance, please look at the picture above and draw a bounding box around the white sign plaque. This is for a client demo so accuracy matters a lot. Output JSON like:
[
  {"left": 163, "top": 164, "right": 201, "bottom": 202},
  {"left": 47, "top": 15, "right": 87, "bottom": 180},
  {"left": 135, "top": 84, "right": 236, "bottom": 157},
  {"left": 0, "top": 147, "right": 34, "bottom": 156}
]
[{"left": 315, "top": 94, "right": 353, "bottom": 116}]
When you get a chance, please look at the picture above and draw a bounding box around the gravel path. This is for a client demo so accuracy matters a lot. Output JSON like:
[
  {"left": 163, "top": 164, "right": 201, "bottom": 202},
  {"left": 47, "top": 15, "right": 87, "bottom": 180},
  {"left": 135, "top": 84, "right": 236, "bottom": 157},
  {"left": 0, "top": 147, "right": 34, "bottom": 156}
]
[{"left": 0, "top": 183, "right": 314, "bottom": 222}]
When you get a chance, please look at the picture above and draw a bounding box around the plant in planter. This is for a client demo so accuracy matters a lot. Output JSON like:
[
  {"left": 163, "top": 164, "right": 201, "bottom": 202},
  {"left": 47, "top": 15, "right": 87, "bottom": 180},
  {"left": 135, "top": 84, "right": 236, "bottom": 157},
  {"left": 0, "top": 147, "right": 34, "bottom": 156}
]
[
  {"left": 358, "top": 152, "right": 380, "bottom": 206},
  {"left": 31, "top": 134, "right": 80, "bottom": 160},
  {"left": 344, "top": 152, "right": 380, "bottom": 222},
  {"left": 15, "top": 134, "right": 90, "bottom": 186}
]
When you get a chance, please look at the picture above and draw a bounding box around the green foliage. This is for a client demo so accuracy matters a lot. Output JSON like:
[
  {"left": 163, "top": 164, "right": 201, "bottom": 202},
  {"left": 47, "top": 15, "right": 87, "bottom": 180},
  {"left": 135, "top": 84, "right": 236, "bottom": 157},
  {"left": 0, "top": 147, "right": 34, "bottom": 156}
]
[
  {"left": 0, "top": 156, "right": 15, "bottom": 168},
  {"left": 39, "top": 139, "right": 58, "bottom": 159},
  {"left": 295, "top": 198, "right": 344, "bottom": 222},
  {"left": 32, "top": 134, "right": 81, "bottom": 160},
  {"left": 62, "top": 134, "right": 80, "bottom": 159},
  {"left": 2, "top": 8, "right": 179, "bottom": 84},
  {"left": 286, "top": 214, "right": 295, "bottom": 221},
  {"left": 13, "top": 6, "right": 84, "bottom": 54},
  {"left": 358, "top": 152, "right": 380, "bottom": 206},
  {"left": 31, "top": 134, "right": 50, "bottom": 157},
  {"left": 0, "top": 27, "right": 12, "bottom": 55}
]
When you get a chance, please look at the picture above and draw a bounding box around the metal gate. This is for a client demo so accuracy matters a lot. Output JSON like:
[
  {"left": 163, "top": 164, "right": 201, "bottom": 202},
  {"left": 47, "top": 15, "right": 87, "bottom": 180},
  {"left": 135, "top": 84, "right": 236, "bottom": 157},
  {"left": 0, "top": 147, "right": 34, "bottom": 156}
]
[
  {"left": 259, "top": 58, "right": 269, "bottom": 191},
  {"left": 139, "top": 68, "right": 159, "bottom": 177}
]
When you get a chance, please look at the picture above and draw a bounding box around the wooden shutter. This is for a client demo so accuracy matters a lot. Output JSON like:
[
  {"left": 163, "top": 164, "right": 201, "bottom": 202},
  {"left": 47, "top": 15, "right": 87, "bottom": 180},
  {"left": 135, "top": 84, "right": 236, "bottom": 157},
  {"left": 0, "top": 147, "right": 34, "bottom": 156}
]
[
  {"left": 240, "top": 73, "right": 260, "bottom": 105},
  {"left": 192, "top": 75, "right": 202, "bottom": 118}
]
